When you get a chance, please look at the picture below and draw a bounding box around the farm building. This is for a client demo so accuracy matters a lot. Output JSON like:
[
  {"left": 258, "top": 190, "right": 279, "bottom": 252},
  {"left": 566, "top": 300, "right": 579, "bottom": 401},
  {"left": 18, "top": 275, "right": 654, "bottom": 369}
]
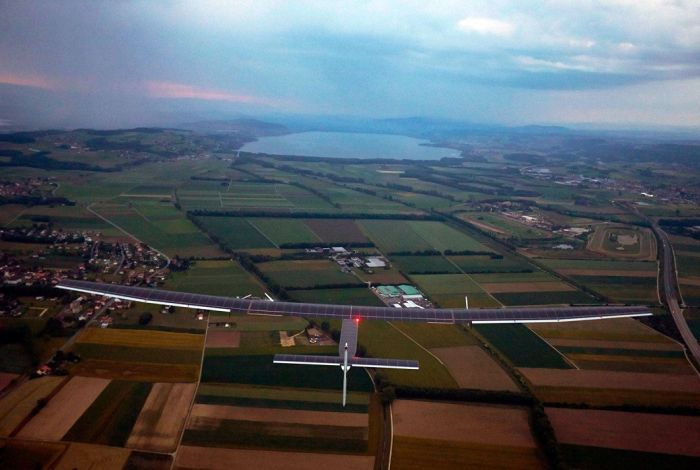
[
  {"left": 398, "top": 285, "right": 423, "bottom": 299},
  {"left": 377, "top": 285, "right": 402, "bottom": 297},
  {"left": 365, "top": 257, "right": 386, "bottom": 268}
]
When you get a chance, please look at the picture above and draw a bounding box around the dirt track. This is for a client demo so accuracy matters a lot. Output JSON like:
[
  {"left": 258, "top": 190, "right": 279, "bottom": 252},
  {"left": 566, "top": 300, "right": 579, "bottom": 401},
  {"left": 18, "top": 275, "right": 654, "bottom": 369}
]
[
  {"left": 126, "top": 382, "right": 197, "bottom": 452},
  {"left": 175, "top": 445, "right": 375, "bottom": 470},
  {"left": 17, "top": 376, "right": 110, "bottom": 441},
  {"left": 430, "top": 346, "right": 519, "bottom": 391},
  {"left": 547, "top": 408, "right": 700, "bottom": 457},
  {"left": 392, "top": 400, "right": 535, "bottom": 448},
  {"left": 587, "top": 225, "right": 656, "bottom": 260}
]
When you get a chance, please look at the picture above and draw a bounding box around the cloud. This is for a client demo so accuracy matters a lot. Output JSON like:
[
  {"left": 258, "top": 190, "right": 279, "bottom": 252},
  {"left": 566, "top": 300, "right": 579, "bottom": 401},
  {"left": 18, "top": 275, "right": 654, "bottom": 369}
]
[
  {"left": 144, "top": 81, "right": 281, "bottom": 107},
  {"left": 0, "top": 72, "right": 56, "bottom": 90},
  {"left": 1, "top": 1, "right": 700, "bottom": 127},
  {"left": 457, "top": 16, "right": 514, "bottom": 36}
]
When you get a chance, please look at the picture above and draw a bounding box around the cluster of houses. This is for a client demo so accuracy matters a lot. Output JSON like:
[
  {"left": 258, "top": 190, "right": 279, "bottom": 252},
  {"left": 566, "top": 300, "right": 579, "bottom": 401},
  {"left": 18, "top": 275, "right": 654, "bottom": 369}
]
[
  {"left": 1, "top": 252, "right": 68, "bottom": 289},
  {"left": 0, "top": 226, "right": 87, "bottom": 244},
  {"left": 0, "top": 176, "right": 56, "bottom": 199}
]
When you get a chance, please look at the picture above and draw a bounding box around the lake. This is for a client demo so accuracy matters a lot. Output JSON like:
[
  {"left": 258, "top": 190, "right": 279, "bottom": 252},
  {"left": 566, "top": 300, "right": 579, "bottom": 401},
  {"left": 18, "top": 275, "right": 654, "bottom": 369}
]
[{"left": 241, "top": 131, "right": 461, "bottom": 160}]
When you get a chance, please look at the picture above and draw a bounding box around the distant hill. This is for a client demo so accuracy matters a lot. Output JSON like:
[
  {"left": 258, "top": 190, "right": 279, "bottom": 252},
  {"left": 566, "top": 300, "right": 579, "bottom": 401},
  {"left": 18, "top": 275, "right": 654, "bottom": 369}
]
[{"left": 178, "top": 119, "right": 289, "bottom": 137}]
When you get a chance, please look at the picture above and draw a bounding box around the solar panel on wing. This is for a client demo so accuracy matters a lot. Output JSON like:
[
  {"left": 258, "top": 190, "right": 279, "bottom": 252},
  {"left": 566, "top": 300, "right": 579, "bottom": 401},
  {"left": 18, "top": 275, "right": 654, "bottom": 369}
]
[{"left": 57, "top": 280, "right": 651, "bottom": 322}]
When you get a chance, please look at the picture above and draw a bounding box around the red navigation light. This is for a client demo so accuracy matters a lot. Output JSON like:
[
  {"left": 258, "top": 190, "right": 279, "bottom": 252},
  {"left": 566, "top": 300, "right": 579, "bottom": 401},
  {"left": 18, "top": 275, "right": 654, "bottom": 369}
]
[{"left": 354, "top": 317, "right": 360, "bottom": 324}]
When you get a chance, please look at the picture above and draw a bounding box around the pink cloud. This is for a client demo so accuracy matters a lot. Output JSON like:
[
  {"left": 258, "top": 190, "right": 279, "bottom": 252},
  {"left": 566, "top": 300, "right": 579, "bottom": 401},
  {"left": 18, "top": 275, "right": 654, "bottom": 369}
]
[
  {"left": 0, "top": 72, "right": 56, "bottom": 90},
  {"left": 145, "top": 80, "right": 279, "bottom": 106}
]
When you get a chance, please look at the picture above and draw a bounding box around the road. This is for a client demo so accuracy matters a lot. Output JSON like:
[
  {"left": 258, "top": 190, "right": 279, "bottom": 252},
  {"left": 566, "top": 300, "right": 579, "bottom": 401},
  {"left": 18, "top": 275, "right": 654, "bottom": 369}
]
[{"left": 651, "top": 223, "right": 700, "bottom": 365}]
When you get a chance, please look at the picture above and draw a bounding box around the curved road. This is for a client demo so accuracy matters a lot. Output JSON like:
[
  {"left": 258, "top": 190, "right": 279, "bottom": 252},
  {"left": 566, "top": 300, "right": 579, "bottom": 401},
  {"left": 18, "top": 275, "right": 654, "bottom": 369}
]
[{"left": 651, "top": 223, "right": 700, "bottom": 364}]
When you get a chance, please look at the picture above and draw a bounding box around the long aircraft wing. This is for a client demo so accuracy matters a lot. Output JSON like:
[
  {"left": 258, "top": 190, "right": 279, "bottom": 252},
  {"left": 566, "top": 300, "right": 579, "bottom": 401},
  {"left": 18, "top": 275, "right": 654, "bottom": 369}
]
[{"left": 57, "top": 279, "right": 651, "bottom": 324}]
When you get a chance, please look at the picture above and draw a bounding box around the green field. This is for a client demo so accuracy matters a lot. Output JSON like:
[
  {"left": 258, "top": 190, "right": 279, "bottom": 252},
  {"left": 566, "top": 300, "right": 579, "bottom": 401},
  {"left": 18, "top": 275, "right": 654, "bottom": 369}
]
[
  {"left": 408, "top": 221, "right": 492, "bottom": 252},
  {"left": 391, "top": 255, "right": 460, "bottom": 274},
  {"left": 201, "top": 353, "right": 373, "bottom": 390},
  {"left": 448, "top": 255, "right": 534, "bottom": 273},
  {"left": 540, "top": 259, "right": 658, "bottom": 272},
  {"left": 411, "top": 274, "right": 486, "bottom": 294},
  {"left": 194, "top": 216, "right": 275, "bottom": 250},
  {"left": 571, "top": 275, "right": 658, "bottom": 303},
  {"left": 257, "top": 259, "right": 363, "bottom": 289},
  {"left": 360, "top": 220, "right": 433, "bottom": 252},
  {"left": 475, "top": 324, "right": 573, "bottom": 369},
  {"left": 178, "top": 181, "right": 336, "bottom": 212},
  {"left": 303, "top": 219, "right": 370, "bottom": 243},
  {"left": 359, "top": 220, "right": 491, "bottom": 254},
  {"left": 409, "top": 273, "right": 499, "bottom": 308},
  {"left": 390, "top": 322, "right": 478, "bottom": 349},
  {"left": 288, "top": 287, "right": 384, "bottom": 306},
  {"left": 678, "top": 253, "right": 700, "bottom": 277},
  {"left": 196, "top": 383, "right": 369, "bottom": 413},
  {"left": 358, "top": 320, "right": 458, "bottom": 388},
  {"left": 246, "top": 218, "right": 321, "bottom": 246},
  {"left": 92, "top": 201, "right": 221, "bottom": 257},
  {"left": 166, "top": 259, "right": 265, "bottom": 297},
  {"left": 471, "top": 271, "right": 558, "bottom": 283},
  {"left": 64, "top": 380, "right": 152, "bottom": 447},
  {"left": 492, "top": 291, "right": 596, "bottom": 306}
]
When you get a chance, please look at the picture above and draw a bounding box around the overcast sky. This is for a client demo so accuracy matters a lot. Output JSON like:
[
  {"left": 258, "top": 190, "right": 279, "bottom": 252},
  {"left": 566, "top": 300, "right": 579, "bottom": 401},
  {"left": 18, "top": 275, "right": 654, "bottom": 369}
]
[{"left": 1, "top": 0, "right": 700, "bottom": 129}]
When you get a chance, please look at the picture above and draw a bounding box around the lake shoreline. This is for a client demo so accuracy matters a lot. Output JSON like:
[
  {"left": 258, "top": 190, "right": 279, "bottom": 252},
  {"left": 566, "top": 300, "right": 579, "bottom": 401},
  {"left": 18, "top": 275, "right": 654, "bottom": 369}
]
[{"left": 241, "top": 131, "right": 461, "bottom": 160}]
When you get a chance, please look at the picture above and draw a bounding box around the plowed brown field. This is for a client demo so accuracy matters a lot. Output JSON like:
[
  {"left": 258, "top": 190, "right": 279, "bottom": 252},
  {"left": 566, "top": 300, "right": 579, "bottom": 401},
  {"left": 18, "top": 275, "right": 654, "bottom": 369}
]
[
  {"left": 430, "top": 346, "right": 519, "bottom": 392},
  {"left": 392, "top": 400, "right": 535, "bottom": 448},
  {"left": 54, "top": 443, "right": 130, "bottom": 470},
  {"left": 206, "top": 330, "right": 241, "bottom": 348},
  {"left": 480, "top": 281, "right": 574, "bottom": 293},
  {"left": 547, "top": 408, "right": 700, "bottom": 457},
  {"left": 0, "top": 377, "right": 64, "bottom": 437},
  {"left": 175, "top": 445, "right": 375, "bottom": 470},
  {"left": 190, "top": 404, "right": 368, "bottom": 427},
  {"left": 17, "top": 376, "right": 110, "bottom": 441},
  {"left": 126, "top": 382, "right": 197, "bottom": 452},
  {"left": 71, "top": 359, "right": 200, "bottom": 382}
]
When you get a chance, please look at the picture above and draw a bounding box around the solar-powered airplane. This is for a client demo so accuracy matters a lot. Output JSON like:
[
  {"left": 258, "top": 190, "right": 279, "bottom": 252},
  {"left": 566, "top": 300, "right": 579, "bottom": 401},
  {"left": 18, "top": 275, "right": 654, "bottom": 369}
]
[{"left": 57, "top": 279, "right": 652, "bottom": 406}]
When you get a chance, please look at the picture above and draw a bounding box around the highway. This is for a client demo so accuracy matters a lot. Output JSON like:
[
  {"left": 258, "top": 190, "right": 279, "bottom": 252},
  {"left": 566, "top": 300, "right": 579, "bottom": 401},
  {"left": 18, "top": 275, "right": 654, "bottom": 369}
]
[{"left": 651, "top": 223, "right": 700, "bottom": 365}]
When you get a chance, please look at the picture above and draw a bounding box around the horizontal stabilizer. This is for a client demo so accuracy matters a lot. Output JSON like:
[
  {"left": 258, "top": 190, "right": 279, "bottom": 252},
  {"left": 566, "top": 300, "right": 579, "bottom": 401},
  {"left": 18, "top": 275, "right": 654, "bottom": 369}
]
[
  {"left": 351, "top": 357, "right": 419, "bottom": 370},
  {"left": 273, "top": 354, "right": 341, "bottom": 366},
  {"left": 273, "top": 354, "right": 419, "bottom": 370}
]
